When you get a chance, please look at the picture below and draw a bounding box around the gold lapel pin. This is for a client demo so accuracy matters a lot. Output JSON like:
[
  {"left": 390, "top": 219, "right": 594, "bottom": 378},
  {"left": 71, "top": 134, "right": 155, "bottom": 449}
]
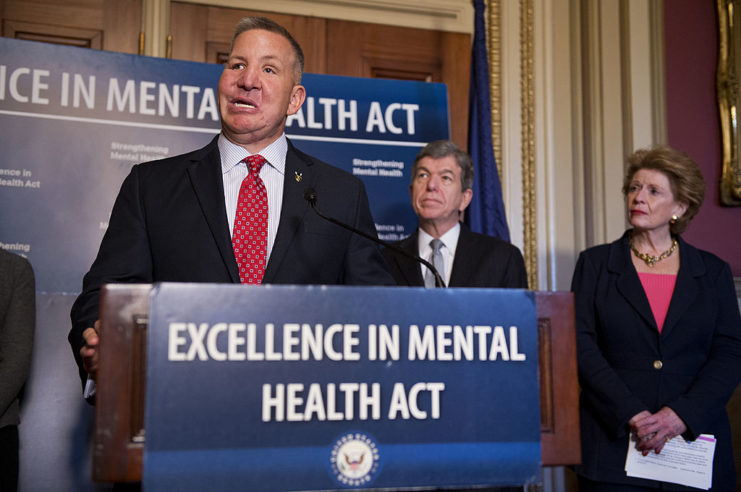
[{"left": 294, "top": 171, "right": 303, "bottom": 182}]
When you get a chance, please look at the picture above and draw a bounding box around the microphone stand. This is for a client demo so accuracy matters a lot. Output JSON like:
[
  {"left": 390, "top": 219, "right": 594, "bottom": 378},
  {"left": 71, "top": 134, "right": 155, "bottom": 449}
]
[{"left": 303, "top": 188, "right": 446, "bottom": 288}]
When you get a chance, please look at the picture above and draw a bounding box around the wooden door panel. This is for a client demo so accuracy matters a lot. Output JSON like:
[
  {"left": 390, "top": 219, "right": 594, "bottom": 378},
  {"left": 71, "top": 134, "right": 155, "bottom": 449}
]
[
  {"left": 440, "top": 31, "right": 472, "bottom": 148},
  {"left": 2, "top": 0, "right": 104, "bottom": 30},
  {"left": 102, "top": 0, "right": 141, "bottom": 53},
  {"left": 4, "top": 20, "right": 102, "bottom": 48},
  {"left": 327, "top": 19, "right": 469, "bottom": 148},
  {"left": 1, "top": 0, "right": 141, "bottom": 53},
  {"left": 168, "top": 4, "right": 468, "bottom": 146},
  {"left": 170, "top": 2, "right": 208, "bottom": 62},
  {"left": 170, "top": 2, "right": 326, "bottom": 74}
]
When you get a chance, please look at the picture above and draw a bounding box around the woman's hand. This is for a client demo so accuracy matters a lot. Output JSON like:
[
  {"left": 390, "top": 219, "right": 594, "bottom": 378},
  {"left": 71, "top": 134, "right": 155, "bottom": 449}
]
[{"left": 630, "top": 407, "right": 687, "bottom": 455}]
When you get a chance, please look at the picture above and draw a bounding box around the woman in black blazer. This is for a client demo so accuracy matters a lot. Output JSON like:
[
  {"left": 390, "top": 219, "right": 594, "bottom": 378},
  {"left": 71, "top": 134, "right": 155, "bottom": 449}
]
[{"left": 571, "top": 146, "right": 741, "bottom": 491}]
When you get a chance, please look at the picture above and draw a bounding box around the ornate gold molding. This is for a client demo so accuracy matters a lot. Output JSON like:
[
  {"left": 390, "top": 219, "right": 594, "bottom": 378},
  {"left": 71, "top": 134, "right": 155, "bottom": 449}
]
[
  {"left": 141, "top": 0, "right": 170, "bottom": 57},
  {"left": 717, "top": 0, "right": 741, "bottom": 205},
  {"left": 487, "top": 0, "right": 502, "bottom": 181},
  {"left": 172, "top": 0, "right": 474, "bottom": 33},
  {"left": 521, "top": 0, "right": 537, "bottom": 289}
]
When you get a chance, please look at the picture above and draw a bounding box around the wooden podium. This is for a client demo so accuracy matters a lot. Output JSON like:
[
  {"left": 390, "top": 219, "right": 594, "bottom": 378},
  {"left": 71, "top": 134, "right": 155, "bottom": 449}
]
[{"left": 92, "top": 285, "right": 580, "bottom": 483}]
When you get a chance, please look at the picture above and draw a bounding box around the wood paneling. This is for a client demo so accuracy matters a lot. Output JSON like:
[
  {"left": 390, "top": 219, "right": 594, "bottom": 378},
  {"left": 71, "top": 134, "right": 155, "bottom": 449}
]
[
  {"left": 326, "top": 19, "right": 470, "bottom": 148},
  {"left": 170, "top": 2, "right": 327, "bottom": 75},
  {"left": 102, "top": 0, "right": 141, "bottom": 53},
  {"left": 168, "top": 3, "right": 469, "bottom": 148},
  {"left": 537, "top": 292, "right": 581, "bottom": 466},
  {"left": 170, "top": 2, "right": 208, "bottom": 61},
  {"left": 4, "top": 20, "right": 102, "bottom": 48},
  {"left": 1, "top": 0, "right": 141, "bottom": 53},
  {"left": 93, "top": 285, "right": 150, "bottom": 482}
]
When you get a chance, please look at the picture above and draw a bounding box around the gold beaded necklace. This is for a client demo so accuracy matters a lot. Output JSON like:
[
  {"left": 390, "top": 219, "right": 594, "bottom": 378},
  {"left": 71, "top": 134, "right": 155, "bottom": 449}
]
[{"left": 630, "top": 234, "right": 678, "bottom": 267}]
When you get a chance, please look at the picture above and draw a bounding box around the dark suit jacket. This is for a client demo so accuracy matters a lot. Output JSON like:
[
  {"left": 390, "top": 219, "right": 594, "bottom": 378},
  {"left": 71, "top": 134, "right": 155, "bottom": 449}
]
[
  {"left": 69, "top": 136, "right": 393, "bottom": 383},
  {"left": 382, "top": 224, "right": 528, "bottom": 288},
  {"left": 572, "top": 231, "right": 741, "bottom": 490},
  {"left": 0, "top": 249, "right": 35, "bottom": 429}
]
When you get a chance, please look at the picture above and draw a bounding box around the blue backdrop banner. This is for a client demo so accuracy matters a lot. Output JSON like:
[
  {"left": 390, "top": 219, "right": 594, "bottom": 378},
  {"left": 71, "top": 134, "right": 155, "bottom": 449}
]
[
  {"left": 144, "top": 284, "right": 541, "bottom": 490},
  {"left": 0, "top": 37, "right": 448, "bottom": 293},
  {"left": 0, "top": 37, "right": 449, "bottom": 490}
]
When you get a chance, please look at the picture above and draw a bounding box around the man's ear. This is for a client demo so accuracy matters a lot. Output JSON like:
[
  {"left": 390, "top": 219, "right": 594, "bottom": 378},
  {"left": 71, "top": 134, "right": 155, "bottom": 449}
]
[
  {"left": 459, "top": 188, "right": 473, "bottom": 213},
  {"left": 287, "top": 85, "right": 306, "bottom": 115}
]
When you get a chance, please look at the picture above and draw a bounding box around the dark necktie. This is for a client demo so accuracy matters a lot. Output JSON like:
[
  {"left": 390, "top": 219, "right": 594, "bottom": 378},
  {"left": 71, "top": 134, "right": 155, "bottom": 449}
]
[
  {"left": 232, "top": 155, "right": 268, "bottom": 284},
  {"left": 424, "top": 238, "right": 444, "bottom": 288}
]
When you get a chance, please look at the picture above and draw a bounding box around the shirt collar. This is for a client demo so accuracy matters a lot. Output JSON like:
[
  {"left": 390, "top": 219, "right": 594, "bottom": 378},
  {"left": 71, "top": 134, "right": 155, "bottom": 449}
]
[
  {"left": 218, "top": 133, "right": 288, "bottom": 175},
  {"left": 418, "top": 222, "right": 461, "bottom": 256}
]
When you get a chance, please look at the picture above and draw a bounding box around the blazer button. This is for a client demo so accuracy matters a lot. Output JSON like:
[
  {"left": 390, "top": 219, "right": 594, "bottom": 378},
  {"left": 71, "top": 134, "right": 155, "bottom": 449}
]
[{"left": 653, "top": 360, "right": 663, "bottom": 370}]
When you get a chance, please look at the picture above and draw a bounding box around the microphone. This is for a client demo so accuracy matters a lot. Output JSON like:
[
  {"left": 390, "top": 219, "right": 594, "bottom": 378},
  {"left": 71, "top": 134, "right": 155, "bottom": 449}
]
[{"left": 303, "top": 187, "right": 446, "bottom": 288}]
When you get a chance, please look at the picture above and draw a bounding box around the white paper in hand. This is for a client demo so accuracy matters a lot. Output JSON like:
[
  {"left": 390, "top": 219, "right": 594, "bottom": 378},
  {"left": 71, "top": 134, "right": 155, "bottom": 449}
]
[{"left": 625, "top": 434, "right": 716, "bottom": 490}]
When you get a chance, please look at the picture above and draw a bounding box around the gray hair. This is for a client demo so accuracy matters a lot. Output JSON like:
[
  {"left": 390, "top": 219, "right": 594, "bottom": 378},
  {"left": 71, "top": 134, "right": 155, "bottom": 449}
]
[{"left": 412, "top": 140, "right": 474, "bottom": 190}]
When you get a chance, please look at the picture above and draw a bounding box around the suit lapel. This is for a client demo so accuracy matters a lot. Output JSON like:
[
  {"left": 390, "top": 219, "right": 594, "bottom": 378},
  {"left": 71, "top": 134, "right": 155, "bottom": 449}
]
[
  {"left": 611, "top": 234, "right": 657, "bottom": 330},
  {"left": 262, "top": 141, "right": 313, "bottom": 282},
  {"left": 449, "top": 224, "right": 475, "bottom": 287},
  {"left": 661, "top": 237, "right": 703, "bottom": 338},
  {"left": 186, "top": 138, "right": 240, "bottom": 283}
]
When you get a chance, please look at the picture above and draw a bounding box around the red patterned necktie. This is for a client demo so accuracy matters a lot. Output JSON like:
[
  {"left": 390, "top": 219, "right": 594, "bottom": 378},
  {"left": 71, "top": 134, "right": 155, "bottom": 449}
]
[{"left": 232, "top": 155, "right": 268, "bottom": 284}]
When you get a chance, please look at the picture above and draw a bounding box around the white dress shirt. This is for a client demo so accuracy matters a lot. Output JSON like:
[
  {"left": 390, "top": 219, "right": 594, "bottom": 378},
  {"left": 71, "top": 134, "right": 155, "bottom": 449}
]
[
  {"left": 83, "top": 134, "right": 292, "bottom": 399},
  {"left": 417, "top": 223, "right": 460, "bottom": 286},
  {"left": 219, "top": 133, "right": 287, "bottom": 262}
]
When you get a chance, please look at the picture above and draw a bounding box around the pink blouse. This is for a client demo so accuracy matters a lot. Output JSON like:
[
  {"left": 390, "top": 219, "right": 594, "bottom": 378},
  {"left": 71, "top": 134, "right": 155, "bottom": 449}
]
[{"left": 637, "top": 272, "right": 677, "bottom": 333}]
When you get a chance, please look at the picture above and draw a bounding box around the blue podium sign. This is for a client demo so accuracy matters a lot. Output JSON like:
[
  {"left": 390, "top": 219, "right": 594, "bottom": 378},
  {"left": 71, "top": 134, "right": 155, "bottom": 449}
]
[
  {"left": 0, "top": 37, "right": 449, "bottom": 489},
  {"left": 143, "top": 284, "right": 541, "bottom": 490}
]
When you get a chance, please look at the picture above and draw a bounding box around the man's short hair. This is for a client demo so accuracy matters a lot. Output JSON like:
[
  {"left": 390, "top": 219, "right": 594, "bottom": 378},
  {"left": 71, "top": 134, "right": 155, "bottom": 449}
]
[
  {"left": 412, "top": 140, "right": 474, "bottom": 190},
  {"left": 230, "top": 17, "right": 305, "bottom": 84}
]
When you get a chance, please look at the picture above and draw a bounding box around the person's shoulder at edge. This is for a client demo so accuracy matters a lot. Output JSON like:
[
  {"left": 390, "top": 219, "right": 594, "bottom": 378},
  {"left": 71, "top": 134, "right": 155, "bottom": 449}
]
[
  {"left": 463, "top": 226, "right": 521, "bottom": 249},
  {"left": 576, "top": 233, "right": 626, "bottom": 260},
  {"left": 579, "top": 231, "right": 734, "bottom": 272},
  {"left": 385, "top": 226, "right": 525, "bottom": 258},
  {"left": 0, "top": 248, "right": 34, "bottom": 274},
  {"left": 457, "top": 226, "right": 527, "bottom": 271},
  {"left": 678, "top": 235, "right": 734, "bottom": 272},
  {"left": 572, "top": 232, "right": 738, "bottom": 284}
]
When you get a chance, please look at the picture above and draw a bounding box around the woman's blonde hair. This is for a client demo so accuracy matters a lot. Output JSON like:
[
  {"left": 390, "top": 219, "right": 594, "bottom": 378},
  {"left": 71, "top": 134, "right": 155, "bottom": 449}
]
[{"left": 623, "top": 146, "right": 705, "bottom": 234}]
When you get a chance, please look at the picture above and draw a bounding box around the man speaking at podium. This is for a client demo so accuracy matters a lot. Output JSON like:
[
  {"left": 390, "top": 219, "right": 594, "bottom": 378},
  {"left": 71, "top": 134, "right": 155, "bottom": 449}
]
[
  {"left": 383, "top": 140, "right": 527, "bottom": 289},
  {"left": 69, "top": 17, "right": 394, "bottom": 393}
]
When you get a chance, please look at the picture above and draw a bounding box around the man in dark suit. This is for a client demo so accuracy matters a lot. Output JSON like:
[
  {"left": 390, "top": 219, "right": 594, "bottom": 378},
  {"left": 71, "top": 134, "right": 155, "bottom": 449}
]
[
  {"left": 69, "top": 17, "right": 393, "bottom": 390},
  {"left": 0, "top": 249, "right": 35, "bottom": 492},
  {"left": 383, "top": 140, "right": 527, "bottom": 288}
]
